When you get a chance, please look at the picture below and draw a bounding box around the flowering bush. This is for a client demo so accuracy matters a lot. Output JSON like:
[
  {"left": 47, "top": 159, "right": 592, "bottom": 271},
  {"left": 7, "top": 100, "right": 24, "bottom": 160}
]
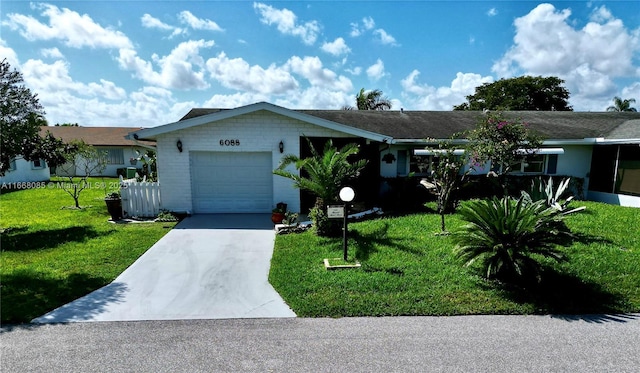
[{"left": 466, "top": 112, "right": 542, "bottom": 175}]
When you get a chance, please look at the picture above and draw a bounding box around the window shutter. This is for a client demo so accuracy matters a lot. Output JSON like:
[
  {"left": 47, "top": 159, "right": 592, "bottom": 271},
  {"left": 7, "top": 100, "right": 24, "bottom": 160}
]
[{"left": 547, "top": 154, "right": 558, "bottom": 174}]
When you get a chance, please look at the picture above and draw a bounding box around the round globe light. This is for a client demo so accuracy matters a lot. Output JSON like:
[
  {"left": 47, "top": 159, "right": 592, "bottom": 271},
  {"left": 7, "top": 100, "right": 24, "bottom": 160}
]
[{"left": 339, "top": 187, "right": 355, "bottom": 202}]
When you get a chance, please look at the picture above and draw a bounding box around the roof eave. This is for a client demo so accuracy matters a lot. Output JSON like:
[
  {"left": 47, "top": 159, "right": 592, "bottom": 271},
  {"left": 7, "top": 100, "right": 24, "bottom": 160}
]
[{"left": 129, "top": 102, "right": 392, "bottom": 143}]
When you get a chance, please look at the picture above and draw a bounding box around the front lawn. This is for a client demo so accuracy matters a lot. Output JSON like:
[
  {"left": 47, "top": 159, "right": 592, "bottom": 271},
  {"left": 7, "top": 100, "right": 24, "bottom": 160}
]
[
  {"left": 0, "top": 178, "right": 176, "bottom": 324},
  {"left": 270, "top": 201, "right": 640, "bottom": 316}
]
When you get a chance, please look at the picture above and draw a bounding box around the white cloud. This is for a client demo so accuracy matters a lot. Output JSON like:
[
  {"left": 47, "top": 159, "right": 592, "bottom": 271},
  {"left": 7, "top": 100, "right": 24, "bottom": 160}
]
[
  {"left": 253, "top": 2, "right": 320, "bottom": 45},
  {"left": 118, "top": 40, "right": 214, "bottom": 90},
  {"left": 351, "top": 16, "right": 376, "bottom": 37},
  {"left": 1, "top": 38, "right": 194, "bottom": 127},
  {"left": 202, "top": 86, "right": 353, "bottom": 110},
  {"left": 487, "top": 8, "right": 498, "bottom": 17},
  {"left": 401, "top": 70, "right": 493, "bottom": 110},
  {"left": 0, "top": 40, "right": 19, "bottom": 67},
  {"left": 492, "top": 4, "right": 640, "bottom": 108},
  {"left": 178, "top": 11, "right": 224, "bottom": 32},
  {"left": 204, "top": 54, "right": 352, "bottom": 105},
  {"left": 88, "top": 79, "right": 128, "bottom": 100},
  {"left": 321, "top": 37, "right": 351, "bottom": 56},
  {"left": 565, "top": 64, "right": 616, "bottom": 98},
  {"left": 131, "top": 86, "right": 174, "bottom": 103},
  {"left": 3, "top": 3, "right": 133, "bottom": 49},
  {"left": 362, "top": 17, "right": 375, "bottom": 30},
  {"left": 203, "top": 92, "right": 270, "bottom": 108},
  {"left": 206, "top": 52, "right": 299, "bottom": 94},
  {"left": 274, "top": 86, "right": 353, "bottom": 109},
  {"left": 350, "top": 17, "right": 398, "bottom": 46},
  {"left": 285, "top": 56, "right": 353, "bottom": 91},
  {"left": 22, "top": 59, "right": 127, "bottom": 101},
  {"left": 373, "top": 28, "right": 398, "bottom": 46},
  {"left": 41, "top": 47, "right": 64, "bottom": 59},
  {"left": 366, "top": 59, "right": 386, "bottom": 81},
  {"left": 141, "top": 14, "right": 184, "bottom": 37},
  {"left": 13, "top": 59, "right": 177, "bottom": 127},
  {"left": 141, "top": 14, "right": 173, "bottom": 31},
  {"left": 142, "top": 12, "right": 223, "bottom": 37},
  {"left": 349, "top": 22, "right": 361, "bottom": 37},
  {"left": 345, "top": 66, "right": 362, "bottom": 76},
  {"left": 621, "top": 82, "right": 640, "bottom": 101}
]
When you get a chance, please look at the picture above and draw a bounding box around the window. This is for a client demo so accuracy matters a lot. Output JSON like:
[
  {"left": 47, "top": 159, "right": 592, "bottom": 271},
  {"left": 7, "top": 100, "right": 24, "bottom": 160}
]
[
  {"left": 31, "top": 159, "right": 46, "bottom": 170},
  {"left": 100, "top": 148, "right": 124, "bottom": 165},
  {"left": 510, "top": 154, "right": 545, "bottom": 174},
  {"left": 8, "top": 159, "right": 17, "bottom": 171},
  {"left": 590, "top": 145, "right": 640, "bottom": 196},
  {"left": 410, "top": 154, "right": 432, "bottom": 175}
]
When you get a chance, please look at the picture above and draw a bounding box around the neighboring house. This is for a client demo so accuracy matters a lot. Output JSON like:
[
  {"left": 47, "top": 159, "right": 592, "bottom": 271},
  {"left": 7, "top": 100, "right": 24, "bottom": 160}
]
[
  {"left": 0, "top": 157, "right": 50, "bottom": 185},
  {"left": 129, "top": 102, "right": 640, "bottom": 214},
  {"left": 40, "top": 126, "right": 155, "bottom": 177}
]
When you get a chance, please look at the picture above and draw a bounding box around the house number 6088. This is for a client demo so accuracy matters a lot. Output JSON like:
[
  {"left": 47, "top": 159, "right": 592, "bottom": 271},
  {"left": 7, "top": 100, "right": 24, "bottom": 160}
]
[{"left": 220, "top": 139, "right": 240, "bottom": 146}]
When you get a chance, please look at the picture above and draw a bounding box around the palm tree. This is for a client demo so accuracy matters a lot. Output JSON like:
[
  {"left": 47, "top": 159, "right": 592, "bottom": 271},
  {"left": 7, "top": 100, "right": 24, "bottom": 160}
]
[
  {"left": 273, "top": 138, "right": 367, "bottom": 236},
  {"left": 606, "top": 96, "right": 637, "bottom": 112},
  {"left": 355, "top": 88, "right": 392, "bottom": 110}
]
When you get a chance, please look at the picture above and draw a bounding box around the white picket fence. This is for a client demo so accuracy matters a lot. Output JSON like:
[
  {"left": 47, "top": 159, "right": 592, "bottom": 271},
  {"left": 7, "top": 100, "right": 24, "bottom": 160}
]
[{"left": 119, "top": 176, "right": 161, "bottom": 217}]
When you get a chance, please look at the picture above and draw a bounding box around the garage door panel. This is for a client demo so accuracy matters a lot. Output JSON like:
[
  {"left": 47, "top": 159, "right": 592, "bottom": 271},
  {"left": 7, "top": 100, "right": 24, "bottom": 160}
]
[{"left": 190, "top": 152, "right": 273, "bottom": 213}]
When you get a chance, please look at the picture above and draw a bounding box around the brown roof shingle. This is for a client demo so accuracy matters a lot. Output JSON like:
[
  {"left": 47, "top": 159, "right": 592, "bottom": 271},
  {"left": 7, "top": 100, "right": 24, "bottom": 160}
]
[{"left": 39, "top": 126, "right": 154, "bottom": 147}]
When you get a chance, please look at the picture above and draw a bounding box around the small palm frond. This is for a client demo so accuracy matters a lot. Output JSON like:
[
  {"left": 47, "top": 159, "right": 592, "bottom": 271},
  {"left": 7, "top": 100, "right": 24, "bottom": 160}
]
[{"left": 273, "top": 137, "right": 367, "bottom": 204}]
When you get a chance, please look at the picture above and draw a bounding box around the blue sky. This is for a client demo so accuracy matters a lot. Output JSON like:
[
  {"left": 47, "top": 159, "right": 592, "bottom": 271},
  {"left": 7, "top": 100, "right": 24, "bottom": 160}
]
[{"left": 2, "top": 1, "right": 639, "bottom": 127}]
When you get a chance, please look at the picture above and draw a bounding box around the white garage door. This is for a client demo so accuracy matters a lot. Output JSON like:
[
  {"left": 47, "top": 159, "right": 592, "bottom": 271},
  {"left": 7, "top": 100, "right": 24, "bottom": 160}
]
[{"left": 190, "top": 152, "right": 273, "bottom": 213}]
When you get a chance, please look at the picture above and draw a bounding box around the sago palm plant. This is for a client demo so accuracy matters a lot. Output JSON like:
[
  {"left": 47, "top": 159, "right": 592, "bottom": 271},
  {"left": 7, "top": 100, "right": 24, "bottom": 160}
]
[
  {"left": 452, "top": 194, "right": 573, "bottom": 283},
  {"left": 273, "top": 138, "right": 367, "bottom": 236}
]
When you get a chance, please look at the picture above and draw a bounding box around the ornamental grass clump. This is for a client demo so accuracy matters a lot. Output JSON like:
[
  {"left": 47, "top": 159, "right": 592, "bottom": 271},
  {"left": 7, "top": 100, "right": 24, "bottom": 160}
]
[{"left": 452, "top": 193, "right": 574, "bottom": 284}]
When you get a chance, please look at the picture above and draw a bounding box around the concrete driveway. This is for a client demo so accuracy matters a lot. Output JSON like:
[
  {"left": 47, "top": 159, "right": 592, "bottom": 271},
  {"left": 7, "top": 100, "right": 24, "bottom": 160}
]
[{"left": 33, "top": 214, "right": 296, "bottom": 323}]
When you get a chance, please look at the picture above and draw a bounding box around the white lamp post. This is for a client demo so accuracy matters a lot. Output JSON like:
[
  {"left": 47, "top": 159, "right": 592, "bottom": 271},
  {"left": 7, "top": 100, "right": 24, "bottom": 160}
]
[{"left": 339, "top": 187, "right": 355, "bottom": 261}]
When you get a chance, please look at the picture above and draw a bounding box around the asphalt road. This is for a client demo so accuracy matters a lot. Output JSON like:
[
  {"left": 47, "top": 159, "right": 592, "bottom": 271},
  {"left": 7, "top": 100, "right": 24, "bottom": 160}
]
[{"left": 3, "top": 315, "right": 639, "bottom": 372}]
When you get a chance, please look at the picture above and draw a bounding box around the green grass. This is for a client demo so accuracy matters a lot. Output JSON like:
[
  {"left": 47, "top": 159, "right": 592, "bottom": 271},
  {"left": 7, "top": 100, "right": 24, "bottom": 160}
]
[
  {"left": 270, "top": 201, "right": 640, "bottom": 316},
  {"left": 1, "top": 178, "right": 176, "bottom": 324}
]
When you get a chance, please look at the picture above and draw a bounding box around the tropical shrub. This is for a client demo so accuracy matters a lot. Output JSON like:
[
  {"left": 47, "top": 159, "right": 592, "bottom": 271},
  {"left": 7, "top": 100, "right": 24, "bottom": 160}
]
[
  {"left": 452, "top": 194, "right": 573, "bottom": 284},
  {"left": 273, "top": 138, "right": 367, "bottom": 237}
]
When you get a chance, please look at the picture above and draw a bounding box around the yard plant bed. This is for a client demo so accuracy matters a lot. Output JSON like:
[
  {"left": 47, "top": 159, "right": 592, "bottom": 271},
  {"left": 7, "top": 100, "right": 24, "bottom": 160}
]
[
  {"left": 269, "top": 201, "right": 640, "bottom": 317},
  {"left": 0, "top": 178, "right": 176, "bottom": 324}
]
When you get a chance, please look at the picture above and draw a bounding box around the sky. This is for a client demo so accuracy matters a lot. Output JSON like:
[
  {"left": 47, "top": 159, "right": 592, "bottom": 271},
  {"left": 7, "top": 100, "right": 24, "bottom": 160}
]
[{"left": 1, "top": 1, "right": 639, "bottom": 127}]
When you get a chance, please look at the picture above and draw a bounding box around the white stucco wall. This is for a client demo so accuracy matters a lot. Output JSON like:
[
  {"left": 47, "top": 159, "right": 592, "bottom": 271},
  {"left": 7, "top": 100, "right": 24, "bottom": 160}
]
[
  {"left": 0, "top": 158, "right": 50, "bottom": 184},
  {"left": 587, "top": 191, "right": 640, "bottom": 208},
  {"left": 379, "top": 146, "right": 405, "bottom": 178},
  {"left": 156, "top": 110, "right": 355, "bottom": 213},
  {"left": 101, "top": 147, "right": 147, "bottom": 177},
  {"left": 55, "top": 147, "right": 147, "bottom": 177},
  {"left": 554, "top": 145, "right": 593, "bottom": 191}
]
